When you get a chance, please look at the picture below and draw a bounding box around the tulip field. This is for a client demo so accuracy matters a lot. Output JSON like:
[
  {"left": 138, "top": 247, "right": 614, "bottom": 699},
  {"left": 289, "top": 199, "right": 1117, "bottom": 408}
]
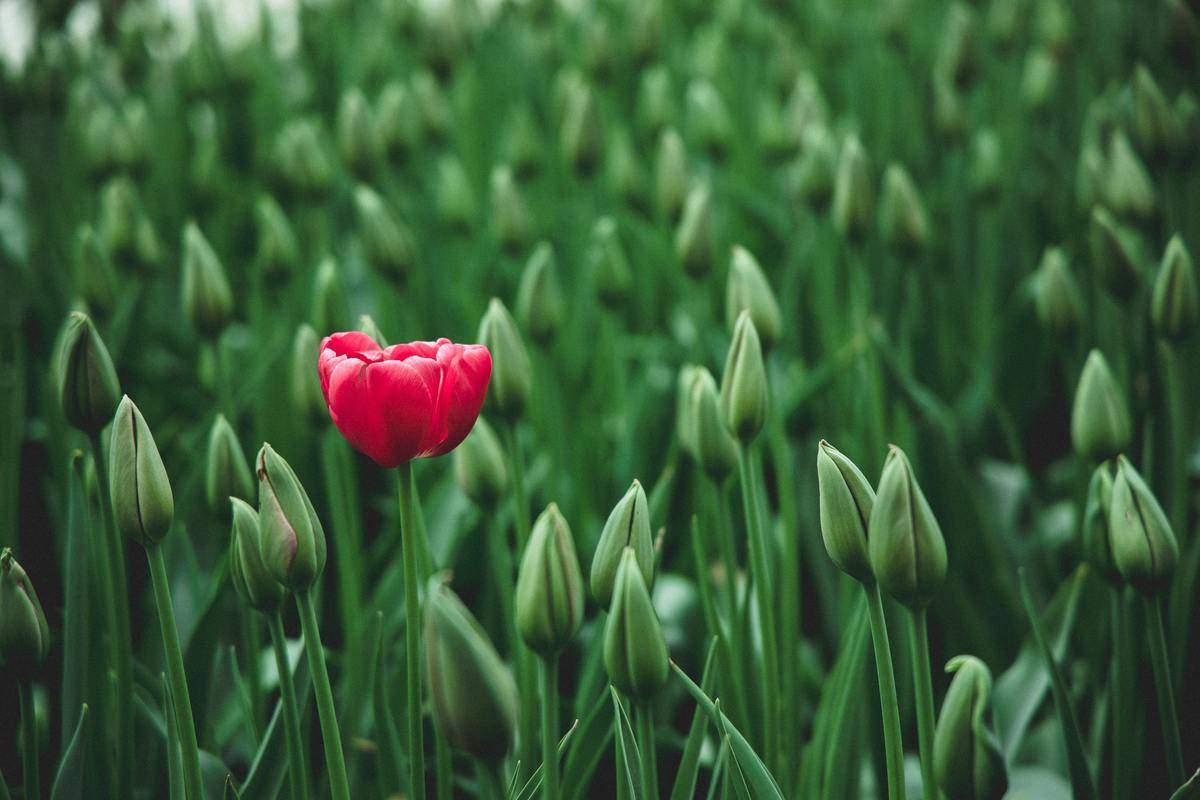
[{"left": 3, "top": 0, "right": 1200, "bottom": 798}]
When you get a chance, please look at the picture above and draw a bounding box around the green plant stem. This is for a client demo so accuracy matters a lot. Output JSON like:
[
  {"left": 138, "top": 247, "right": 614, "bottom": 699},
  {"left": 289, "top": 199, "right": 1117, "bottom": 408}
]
[
  {"left": 269, "top": 612, "right": 310, "bottom": 800},
  {"left": 738, "top": 446, "right": 778, "bottom": 770},
  {"left": 435, "top": 726, "right": 453, "bottom": 800},
  {"left": 1158, "top": 342, "right": 1187, "bottom": 539},
  {"left": 865, "top": 583, "right": 906, "bottom": 800},
  {"left": 236, "top": 599, "right": 264, "bottom": 735},
  {"left": 296, "top": 589, "right": 351, "bottom": 800},
  {"left": 485, "top": 515, "right": 517, "bottom": 658},
  {"left": 636, "top": 702, "right": 657, "bottom": 800},
  {"left": 502, "top": 422, "right": 531, "bottom": 549},
  {"left": 20, "top": 681, "right": 38, "bottom": 800},
  {"left": 395, "top": 462, "right": 426, "bottom": 799},
  {"left": 541, "top": 658, "right": 561, "bottom": 800},
  {"left": 767, "top": 406, "right": 800, "bottom": 785},
  {"left": 502, "top": 420, "right": 538, "bottom": 776},
  {"left": 713, "top": 481, "right": 740, "bottom": 643},
  {"left": 147, "top": 544, "right": 204, "bottom": 800},
  {"left": 1143, "top": 596, "right": 1185, "bottom": 788},
  {"left": 910, "top": 609, "right": 938, "bottom": 800},
  {"left": 1110, "top": 591, "right": 1130, "bottom": 800}
]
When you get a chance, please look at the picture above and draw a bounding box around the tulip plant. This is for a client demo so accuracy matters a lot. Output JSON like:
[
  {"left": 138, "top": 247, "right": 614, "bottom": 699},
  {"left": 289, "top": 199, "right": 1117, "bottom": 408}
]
[{"left": 3, "top": 1, "right": 1200, "bottom": 800}]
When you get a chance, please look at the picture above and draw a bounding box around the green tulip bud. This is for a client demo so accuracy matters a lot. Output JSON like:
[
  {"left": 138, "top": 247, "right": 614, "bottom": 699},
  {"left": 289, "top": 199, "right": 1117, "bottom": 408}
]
[
  {"left": 720, "top": 311, "right": 768, "bottom": 443},
  {"left": 354, "top": 185, "right": 416, "bottom": 279},
  {"left": 477, "top": 298, "right": 532, "bottom": 421},
  {"left": 1034, "top": 0, "right": 1072, "bottom": 48},
  {"left": 1110, "top": 456, "right": 1178, "bottom": 595},
  {"left": 725, "top": 246, "right": 782, "bottom": 350},
  {"left": 312, "top": 257, "right": 349, "bottom": 335},
  {"left": 689, "top": 367, "right": 739, "bottom": 482},
  {"left": 413, "top": 71, "right": 452, "bottom": 143},
  {"left": 786, "top": 71, "right": 830, "bottom": 144},
  {"left": 638, "top": 66, "right": 676, "bottom": 136},
  {"left": 425, "top": 578, "right": 519, "bottom": 761},
  {"left": 98, "top": 176, "right": 141, "bottom": 265},
  {"left": 879, "top": 163, "right": 930, "bottom": 254},
  {"left": 832, "top": 134, "right": 873, "bottom": 241},
  {"left": 1077, "top": 144, "right": 1106, "bottom": 212},
  {"left": 1070, "top": 350, "right": 1132, "bottom": 462},
  {"left": 437, "top": 156, "right": 477, "bottom": 230},
  {"left": 255, "top": 195, "right": 300, "bottom": 278},
  {"left": 560, "top": 82, "right": 602, "bottom": 175},
  {"left": 256, "top": 443, "right": 327, "bottom": 591},
  {"left": 0, "top": 549, "right": 50, "bottom": 678},
  {"left": 935, "top": 2, "right": 978, "bottom": 89},
  {"left": 1019, "top": 49, "right": 1058, "bottom": 111},
  {"left": 189, "top": 104, "right": 219, "bottom": 197},
  {"left": 603, "top": 547, "right": 669, "bottom": 700},
  {"left": 676, "top": 182, "right": 715, "bottom": 279},
  {"left": 490, "top": 166, "right": 531, "bottom": 253},
  {"left": 206, "top": 414, "right": 254, "bottom": 518},
  {"left": 337, "top": 87, "right": 381, "bottom": 175},
  {"left": 1130, "top": 64, "right": 1177, "bottom": 156},
  {"left": 1033, "top": 247, "right": 1083, "bottom": 334},
  {"left": 56, "top": 311, "right": 121, "bottom": 433},
  {"left": 656, "top": 128, "right": 689, "bottom": 222},
  {"left": 516, "top": 503, "right": 584, "bottom": 657},
  {"left": 376, "top": 81, "right": 421, "bottom": 158},
  {"left": 1088, "top": 206, "right": 1142, "bottom": 299},
  {"left": 357, "top": 314, "right": 388, "bottom": 347},
  {"left": 987, "top": 0, "right": 1021, "bottom": 46},
  {"left": 181, "top": 222, "right": 233, "bottom": 338},
  {"left": 970, "top": 128, "right": 1002, "bottom": 198},
  {"left": 790, "top": 124, "right": 837, "bottom": 205},
  {"left": 515, "top": 242, "right": 564, "bottom": 345},
  {"left": 1151, "top": 235, "right": 1198, "bottom": 341},
  {"left": 934, "top": 73, "right": 968, "bottom": 138},
  {"left": 869, "top": 446, "right": 947, "bottom": 608},
  {"left": 816, "top": 441, "right": 876, "bottom": 584},
  {"left": 274, "top": 119, "right": 334, "bottom": 198},
  {"left": 757, "top": 93, "right": 799, "bottom": 160},
  {"left": 591, "top": 480, "right": 655, "bottom": 608},
  {"left": 934, "top": 655, "right": 1008, "bottom": 800},
  {"left": 75, "top": 224, "right": 118, "bottom": 313},
  {"left": 453, "top": 417, "right": 508, "bottom": 509},
  {"left": 229, "top": 498, "right": 285, "bottom": 613},
  {"left": 1103, "top": 131, "right": 1155, "bottom": 220},
  {"left": 1082, "top": 462, "right": 1121, "bottom": 585},
  {"left": 291, "top": 324, "right": 326, "bottom": 423},
  {"left": 109, "top": 396, "right": 174, "bottom": 547},
  {"left": 590, "top": 217, "right": 633, "bottom": 308},
  {"left": 686, "top": 79, "right": 732, "bottom": 157},
  {"left": 503, "top": 106, "right": 542, "bottom": 179},
  {"left": 607, "top": 127, "right": 647, "bottom": 208}
]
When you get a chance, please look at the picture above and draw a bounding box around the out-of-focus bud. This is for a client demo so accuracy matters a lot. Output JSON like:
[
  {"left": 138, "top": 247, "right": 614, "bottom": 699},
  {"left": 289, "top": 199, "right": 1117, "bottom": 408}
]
[
  {"left": 879, "top": 163, "right": 930, "bottom": 255},
  {"left": 603, "top": 547, "right": 669, "bottom": 700},
  {"left": 1103, "top": 131, "right": 1155, "bottom": 220},
  {"left": 832, "top": 134, "right": 873, "bottom": 241},
  {"left": 100, "top": 176, "right": 159, "bottom": 269},
  {"left": 338, "top": 88, "right": 381, "bottom": 175},
  {"left": 687, "top": 79, "right": 732, "bottom": 157},
  {"left": 868, "top": 446, "right": 947, "bottom": 608},
  {"left": 757, "top": 93, "right": 798, "bottom": 160},
  {"left": 638, "top": 66, "right": 676, "bottom": 136},
  {"left": 312, "top": 257, "right": 349, "bottom": 335},
  {"left": 655, "top": 128, "right": 689, "bottom": 222},
  {"left": 1019, "top": 48, "right": 1058, "bottom": 111},
  {"left": 1088, "top": 207, "right": 1141, "bottom": 299},
  {"left": 437, "top": 156, "right": 477, "bottom": 230},
  {"left": 515, "top": 242, "right": 564, "bottom": 344},
  {"left": 109, "top": 396, "right": 174, "bottom": 547},
  {"left": 589, "top": 217, "right": 632, "bottom": 308},
  {"left": 206, "top": 414, "right": 254, "bottom": 517},
  {"left": 933, "top": 74, "right": 968, "bottom": 138},
  {"left": 490, "top": 166, "right": 531, "bottom": 253},
  {"left": 274, "top": 119, "right": 334, "bottom": 197},
  {"left": 413, "top": 71, "right": 452, "bottom": 143},
  {"left": 375, "top": 81, "right": 421, "bottom": 159},
  {"left": 75, "top": 224, "right": 119, "bottom": 314},
  {"left": 1034, "top": 0, "right": 1072, "bottom": 50},
  {"left": 229, "top": 498, "right": 285, "bottom": 613},
  {"left": 1076, "top": 143, "right": 1105, "bottom": 212},
  {"left": 689, "top": 367, "right": 739, "bottom": 482},
  {"left": 516, "top": 503, "right": 584, "bottom": 658},
  {"left": 1110, "top": 456, "right": 1178, "bottom": 595},
  {"left": 561, "top": 81, "right": 602, "bottom": 175},
  {"left": 1082, "top": 462, "right": 1121, "bottom": 585},
  {"left": 502, "top": 107, "right": 542, "bottom": 179},
  {"left": 0, "top": 549, "right": 50, "bottom": 678},
  {"left": 720, "top": 311, "right": 768, "bottom": 443},
  {"left": 785, "top": 72, "right": 830, "bottom": 143},
  {"left": 181, "top": 222, "right": 233, "bottom": 338},
  {"left": 816, "top": 441, "right": 875, "bottom": 584},
  {"left": 790, "top": 124, "right": 838, "bottom": 205},
  {"left": 189, "top": 103, "right": 220, "bottom": 199},
  {"left": 1033, "top": 247, "right": 1083, "bottom": 334},
  {"left": 725, "top": 246, "right": 782, "bottom": 349},
  {"left": 1130, "top": 64, "right": 1177, "bottom": 157},
  {"left": 986, "top": 0, "right": 1021, "bottom": 47},
  {"left": 354, "top": 185, "right": 416, "bottom": 279},
  {"left": 255, "top": 195, "right": 300, "bottom": 278},
  {"left": 1151, "top": 235, "right": 1198, "bottom": 341},
  {"left": 291, "top": 324, "right": 326, "bottom": 423},
  {"left": 56, "top": 311, "right": 121, "bottom": 433},
  {"left": 934, "top": 655, "right": 1008, "bottom": 800},
  {"left": 591, "top": 480, "right": 655, "bottom": 608},
  {"left": 477, "top": 298, "right": 532, "bottom": 421},
  {"left": 970, "top": 128, "right": 1002, "bottom": 197},
  {"left": 256, "top": 443, "right": 327, "bottom": 590},
  {"left": 1070, "top": 350, "right": 1132, "bottom": 462},
  {"left": 675, "top": 182, "right": 715, "bottom": 279},
  {"left": 425, "top": 578, "right": 518, "bottom": 761},
  {"left": 935, "top": 3, "right": 978, "bottom": 88},
  {"left": 607, "top": 128, "right": 647, "bottom": 209},
  {"left": 453, "top": 417, "right": 508, "bottom": 509}
]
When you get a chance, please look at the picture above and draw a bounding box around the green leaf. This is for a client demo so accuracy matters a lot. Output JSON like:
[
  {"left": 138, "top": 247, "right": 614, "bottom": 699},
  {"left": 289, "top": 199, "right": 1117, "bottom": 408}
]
[
  {"left": 1169, "top": 769, "right": 1200, "bottom": 800},
  {"left": 561, "top": 682, "right": 615, "bottom": 800},
  {"left": 50, "top": 704, "right": 89, "bottom": 800},
  {"left": 164, "top": 676, "right": 184, "bottom": 800},
  {"left": 224, "top": 774, "right": 243, "bottom": 800},
  {"left": 61, "top": 454, "right": 91, "bottom": 749},
  {"left": 239, "top": 650, "right": 312, "bottom": 800},
  {"left": 370, "top": 610, "right": 405, "bottom": 795},
  {"left": 510, "top": 720, "right": 580, "bottom": 800},
  {"left": 610, "top": 687, "right": 642, "bottom": 799},
  {"left": 669, "top": 638, "right": 718, "bottom": 800},
  {"left": 1005, "top": 765, "right": 1073, "bottom": 800}
]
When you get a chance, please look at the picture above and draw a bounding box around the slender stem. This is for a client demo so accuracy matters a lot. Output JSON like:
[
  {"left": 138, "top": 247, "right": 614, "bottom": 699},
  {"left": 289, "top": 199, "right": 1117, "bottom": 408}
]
[
  {"left": 485, "top": 515, "right": 517, "bottom": 658},
  {"left": 147, "top": 544, "right": 204, "bottom": 800},
  {"left": 541, "top": 658, "right": 560, "bottom": 800},
  {"left": 1159, "top": 342, "right": 1187, "bottom": 540},
  {"left": 502, "top": 422, "right": 531, "bottom": 549},
  {"left": 768, "top": 404, "right": 800, "bottom": 789},
  {"left": 269, "top": 612, "right": 310, "bottom": 800},
  {"left": 636, "top": 702, "right": 657, "bottom": 800},
  {"left": 395, "top": 462, "right": 426, "bottom": 799},
  {"left": 737, "top": 446, "right": 778, "bottom": 769},
  {"left": 1110, "top": 591, "right": 1130, "bottom": 800},
  {"left": 1143, "top": 596, "right": 1185, "bottom": 787},
  {"left": 296, "top": 589, "right": 351, "bottom": 800},
  {"left": 865, "top": 583, "right": 906, "bottom": 800},
  {"left": 713, "top": 481, "right": 740, "bottom": 641},
  {"left": 236, "top": 599, "right": 264, "bottom": 736},
  {"left": 502, "top": 421, "right": 538, "bottom": 776},
  {"left": 20, "top": 681, "right": 39, "bottom": 800},
  {"left": 435, "top": 725, "right": 453, "bottom": 800},
  {"left": 910, "top": 609, "right": 938, "bottom": 800}
]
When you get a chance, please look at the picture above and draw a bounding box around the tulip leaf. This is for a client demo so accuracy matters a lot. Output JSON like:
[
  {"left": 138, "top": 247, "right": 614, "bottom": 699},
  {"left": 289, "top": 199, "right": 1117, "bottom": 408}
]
[
  {"left": 370, "top": 611, "right": 406, "bottom": 795},
  {"left": 60, "top": 454, "right": 91, "bottom": 750},
  {"left": 163, "top": 676, "right": 184, "bottom": 800},
  {"left": 240, "top": 650, "right": 313, "bottom": 799},
  {"left": 610, "top": 687, "right": 643, "bottom": 799},
  {"left": 562, "top": 682, "right": 615, "bottom": 800},
  {"left": 224, "top": 775, "right": 243, "bottom": 800},
  {"left": 669, "top": 637, "right": 719, "bottom": 800},
  {"left": 510, "top": 720, "right": 580, "bottom": 800},
  {"left": 1169, "top": 769, "right": 1200, "bottom": 800},
  {"left": 1004, "top": 765, "right": 1073, "bottom": 799},
  {"left": 49, "top": 704, "right": 89, "bottom": 800},
  {"left": 228, "top": 645, "right": 261, "bottom": 748}
]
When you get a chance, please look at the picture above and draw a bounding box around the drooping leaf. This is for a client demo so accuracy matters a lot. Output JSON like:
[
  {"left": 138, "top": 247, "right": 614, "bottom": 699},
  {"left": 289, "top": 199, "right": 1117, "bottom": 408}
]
[
  {"left": 669, "top": 637, "right": 719, "bottom": 800},
  {"left": 561, "top": 681, "right": 615, "bottom": 800},
  {"left": 50, "top": 704, "right": 89, "bottom": 800},
  {"left": 611, "top": 687, "right": 642, "bottom": 799}
]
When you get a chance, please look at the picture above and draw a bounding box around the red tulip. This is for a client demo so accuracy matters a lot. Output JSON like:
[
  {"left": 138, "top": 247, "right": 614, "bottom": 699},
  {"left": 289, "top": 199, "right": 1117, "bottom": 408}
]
[{"left": 318, "top": 332, "right": 492, "bottom": 468}]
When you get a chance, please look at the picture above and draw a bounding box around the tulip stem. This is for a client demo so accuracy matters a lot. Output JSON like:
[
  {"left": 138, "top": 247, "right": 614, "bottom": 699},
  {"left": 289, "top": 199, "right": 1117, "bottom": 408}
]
[
  {"left": 541, "top": 657, "right": 560, "bottom": 800},
  {"left": 1109, "top": 591, "right": 1131, "bottom": 800},
  {"left": 501, "top": 420, "right": 538, "bottom": 776},
  {"left": 636, "top": 703, "right": 657, "bottom": 800},
  {"left": 502, "top": 422, "right": 531, "bottom": 549},
  {"left": 435, "top": 725, "right": 453, "bottom": 800},
  {"left": 1144, "top": 596, "right": 1185, "bottom": 788},
  {"left": 865, "top": 583, "right": 906, "bottom": 800},
  {"left": 910, "top": 609, "right": 938, "bottom": 800},
  {"left": 395, "top": 463, "right": 426, "bottom": 798},
  {"left": 296, "top": 589, "right": 351, "bottom": 800},
  {"left": 147, "top": 544, "right": 204, "bottom": 800},
  {"left": 486, "top": 516, "right": 518, "bottom": 658},
  {"left": 269, "top": 612, "right": 310, "bottom": 800},
  {"left": 20, "top": 680, "right": 39, "bottom": 800}
]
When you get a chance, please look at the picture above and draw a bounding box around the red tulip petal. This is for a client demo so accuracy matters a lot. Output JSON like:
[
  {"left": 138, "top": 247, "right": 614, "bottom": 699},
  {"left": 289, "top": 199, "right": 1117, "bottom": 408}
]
[
  {"left": 426, "top": 343, "right": 491, "bottom": 457},
  {"left": 364, "top": 359, "right": 439, "bottom": 467},
  {"left": 321, "top": 331, "right": 381, "bottom": 357}
]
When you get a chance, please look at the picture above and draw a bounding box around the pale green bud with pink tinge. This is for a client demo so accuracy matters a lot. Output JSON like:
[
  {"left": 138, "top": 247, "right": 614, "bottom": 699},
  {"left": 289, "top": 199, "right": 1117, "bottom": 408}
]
[{"left": 256, "top": 443, "right": 327, "bottom": 591}]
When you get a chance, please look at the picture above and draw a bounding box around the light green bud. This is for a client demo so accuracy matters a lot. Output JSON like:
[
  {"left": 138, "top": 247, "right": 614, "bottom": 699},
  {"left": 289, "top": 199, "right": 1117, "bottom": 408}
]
[
  {"left": 603, "top": 548, "right": 669, "bottom": 700},
  {"left": 591, "top": 217, "right": 633, "bottom": 308},
  {"left": 1103, "top": 131, "right": 1155, "bottom": 220},
  {"left": 256, "top": 443, "right": 327, "bottom": 590},
  {"left": 453, "top": 417, "right": 508, "bottom": 509},
  {"left": 655, "top": 128, "right": 689, "bottom": 222},
  {"left": 638, "top": 66, "right": 676, "bottom": 136},
  {"left": 503, "top": 106, "right": 542, "bottom": 179},
  {"left": 229, "top": 498, "right": 285, "bottom": 613},
  {"left": 0, "top": 549, "right": 50, "bottom": 678},
  {"left": 255, "top": 195, "right": 300, "bottom": 278},
  {"left": 1082, "top": 462, "right": 1121, "bottom": 586},
  {"left": 1088, "top": 206, "right": 1142, "bottom": 299},
  {"left": 516, "top": 503, "right": 584, "bottom": 657},
  {"left": 934, "top": 655, "right": 1008, "bottom": 800},
  {"left": 437, "top": 156, "right": 477, "bottom": 230},
  {"left": 274, "top": 119, "right": 334, "bottom": 197},
  {"left": 206, "top": 414, "right": 254, "bottom": 518},
  {"left": 337, "top": 87, "right": 381, "bottom": 175},
  {"left": 868, "top": 446, "right": 947, "bottom": 608},
  {"left": 1110, "top": 456, "right": 1178, "bottom": 595},
  {"left": 720, "top": 311, "right": 768, "bottom": 443},
  {"left": 291, "top": 324, "right": 326, "bottom": 423},
  {"left": 515, "top": 242, "right": 564, "bottom": 345},
  {"left": 970, "top": 129, "right": 1002, "bottom": 197},
  {"left": 413, "top": 71, "right": 452, "bottom": 143},
  {"left": 1151, "top": 235, "right": 1198, "bottom": 341},
  {"left": 790, "top": 124, "right": 838, "bottom": 205},
  {"left": 591, "top": 480, "right": 655, "bottom": 608},
  {"left": 1130, "top": 64, "right": 1177, "bottom": 156},
  {"left": 1033, "top": 247, "right": 1083, "bottom": 334},
  {"left": 608, "top": 127, "right": 647, "bottom": 208},
  {"left": 490, "top": 166, "right": 531, "bottom": 254},
  {"left": 560, "top": 82, "right": 602, "bottom": 175},
  {"left": 832, "top": 134, "right": 873, "bottom": 241},
  {"left": 689, "top": 367, "right": 739, "bottom": 482},
  {"left": 312, "top": 257, "right": 349, "bottom": 335},
  {"left": 375, "top": 81, "right": 421, "bottom": 158},
  {"left": 75, "top": 224, "right": 118, "bottom": 313},
  {"left": 686, "top": 79, "right": 732, "bottom": 157},
  {"left": 56, "top": 311, "right": 121, "bottom": 434},
  {"left": 726, "top": 246, "right": 782, "bottom": 350},
  {"left": 935, "top": 3, "right": 978, "bottom": 89},
  {"left": 1019, "top": 49, "right": 1058, "bottom": 111},
  {"left": 357, "top": 314, "right": 388, "bottom": 347},
  {"left": 477, "top": 298, "right": 532, "bottom": 421},
  {"left": 879, "top": 163, "right": 930, "bottom": 255},
  {"left": 1070, "top": 350, "right": 1132, "bottom": 462},
  {"left": 109, "top": 396, "right": 174, "bottom": 547},
  {"left": 354, "top": 185, "right": 416, "bottom": 279},
  {"left": 676, "top": 182, "right": 715, "bottom": 279},
  {"left": 817, "top": 441, "right": 876, "bottom": 584},
  {"left": 181, "top": 222, "right": 233, "bottom": 338}
]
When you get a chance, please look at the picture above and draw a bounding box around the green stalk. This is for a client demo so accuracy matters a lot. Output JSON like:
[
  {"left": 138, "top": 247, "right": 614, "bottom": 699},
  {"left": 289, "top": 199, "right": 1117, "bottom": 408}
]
[
  {"left": 737, "top": 446, "right": 778, "bottom": 769},
  {"left": 767, "top": 406, "right": 800, "bottom": 784},
  {"left": 910, "top": 609, "right": 938, "bottom": 800},
  {"left": 485, "top": 515, "right": 517, "bottom": 658},
  {"left": 1158, "top": 342, "right": 1187, "bottom": 539},
  {"left": 395, "top": 463, "right": 426, "bottom": 798},
  {"left": 147, "top": 544, "right": 204, "bottom": 800},
  {"left": 20, "top": 681, "right": 38, "bottom": 800},
  {"left": 320, "top": 430, "right": 365, "bottom": 724},
  {"left": 865, "top": 583, "right": 906, "bottom": 800},
  {"left": 636, "top": 703, "right": 657, "bottom": 800},
  {"left": 236, "top": 599, "right": 264, "bottom": 736},
  {"left": 296, "top": 589, "right": 351, "bottom": 800},
  {"left": 502, "top": 423, "right": 531, "bottom": 549},
  {"left": 502, "top": 421, "right": 538, "bottom": 775},
  {"left": 435, "top": 726, "right": 453, "bottom": 800},
  {"left": 1143, "top": 596, "right": 1185, "bottom": 788},
  {"left": 269, "top": 612, "right": 310, "bottom": 800},
  {"left": 713, "top": 481, "right": 740, "bottom": 645},
  {"left": 1110, "top": 591, "right": 1130, "bottom": 800},
  {"left": 541, "top": 658, "right": 561, "bottom": 800}
]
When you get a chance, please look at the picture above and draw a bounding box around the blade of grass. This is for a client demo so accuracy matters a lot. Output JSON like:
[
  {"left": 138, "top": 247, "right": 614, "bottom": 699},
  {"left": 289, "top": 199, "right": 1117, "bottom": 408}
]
[
  {"left": 669, "top": 638, "right": 719, "bottom": 800},
  {"left": 49, "top": 704, "right": 88, "bottom": 800}
]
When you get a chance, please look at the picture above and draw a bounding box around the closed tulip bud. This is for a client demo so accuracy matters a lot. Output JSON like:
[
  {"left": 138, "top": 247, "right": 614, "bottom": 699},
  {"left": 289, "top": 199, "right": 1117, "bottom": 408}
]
[
  {"left": 608, "top": 128, "right": 647, "bottom": 208},
  {"left": 375, "top": 81, "right": 421, "bottom": 158},
  {"left": 257, "top": 444, "right": 326, "bottom": 590},
  {"left": 689, "top": 367, "right": 739, "bottom": 482},
  {"left": 604, "top": 548, "right": 669, "bottom": 700},
  {"left": 181, "top": 222, "right": 233, "bottom": 338},
  {"left": 354, "top": 185, "right": 416, "bottom": 278},
  {"left": 98, "top": 176, "right": 140, "bottom": 263},
  {"left": 934, "top": 74, "right": 968, "bottom": 138},
  {"left": 655, "top": 128, "right": 688, "bottom": 221},
  {"left": 189, "top": 104, "right": 219, "bottom": 197},
  {"left": 869, "top": 446, "right": 947, "bottom": 608},
  {"left": 1088, "top": 207, "right": 1142, "bottom": 299},
  {"left": 1110, "top": 457, "right": 1178, "bottom": 595},
  {"left": 676, "top": 182, "right": 715, "bottom": 279},
  {"left": 687, "top": 79, "right": 732, "bottom": 157},
  {"left": 1130, "top": 65, "right": 1177, "bottom": 156},
  {"left": 516, "top": 504, "right": 584, "bottom": 657},
  {"left": 453, "top": 417, "right": 508, "bottom": 509},
  {"left": 935, "top": 2, "right": 978, "bottom": 89},
  {"left": 1033, "top": 247, "right": 1083, "bottom": 334},
  {"left": 437, "top": 156, "right": 477, "bottom": 230},
  {"left": 0, "top": 549, "right": 50, "bottom": 677},
  {"left": 337, "top": 88, "right": 381, "bottom": 174},
  {"left": 816, "top": 441, "right": 875, "bottom": 584},
  {"left": 229, "top": 498, "right": 285, "bottom": 613},
  {"left": 490, "top": 166, "right": 531, "bottom": 253},
  {"left": 312, "top": 257, "right": 348, "bottom": 335},
  {"left": 515, "top": 242, "right": 564, "bottom": 344},
  {"left": 832, "top": 134, "right": 873, "bottom": 241},
  {"left": 255, "top": 195, "right": 299, "bottom": 278},
  {"left": 56, "top": 311, "right": 121, "bottom": 433},
  {"left": 413, "top": 71, "right": 452, "bottom": 143},
  {"left": 477, "top": 298, "right": 532, "bottom": 421},
  {"left": 592, "top": 480, "right": 655, "bottom": 608},
  {"left": 274, "top": 119, "right": 333, "bottom": 197},
  {"left": 987, "top": 0, "right": 1021, "bottom": 46},
  {"left": 1070, "top": 350, "right": 1132, "bottom": 462},
  {"left": 638, "top": 67, "right": 676, "bottom": 136},
  {"left": 879, "top": 164, "right": 930, "bottom": 254},
  {"left": 590, "top": 217, "right": 632, "bottom": 308},
  {"left": 1019, "top": 49, "right": 1058, "bottom": 111},
  {"left": 109, "top": 396, "right": 174, "bottom": 547},
  {"left": 1082, "top": 462, "right": 1121, "bottom": 585},
  {"left": 1151, "top": 235, "right": 1198, "bottom": 341},
  {"left": 790, "top": 124, "right": 838, "bottom": 205},
  {"left": 75, "top": 224, "right": 118, "bottom": 313},
  {"left": 1034, "top": 0, "right": 1072, "bottom": 49},
  {"left": 970, "top": 128, "right": 1002, "bottom": 197},
  {"left": 1104, "top": 132, "right": 1155, "bottom": 220},
  {"left": 425, "top": 578, "right": 518, "bottom": 761},
  {"left": 357, "top": 314, "right": 388, "bottom": 347},
  {"left": 720, "top": 311, "right": 768, "bottom": 443},
  {"left": 205, "top": 415, "right": 254, "bottom": 517},
  {"left": 290, "top": 324, "right": 326, "bottom": 423},
  {"left": 934, "top": 656, "right": 1008, "bottom": 800},
  {"left": 503, "top": 107, "right": 542, "bottom": 179},
  {"left": 560, "top": 82, "right": 602, "bottom": 175},
  {"left": 726, "top": 246, "right": 782, "bottom": 350}
]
